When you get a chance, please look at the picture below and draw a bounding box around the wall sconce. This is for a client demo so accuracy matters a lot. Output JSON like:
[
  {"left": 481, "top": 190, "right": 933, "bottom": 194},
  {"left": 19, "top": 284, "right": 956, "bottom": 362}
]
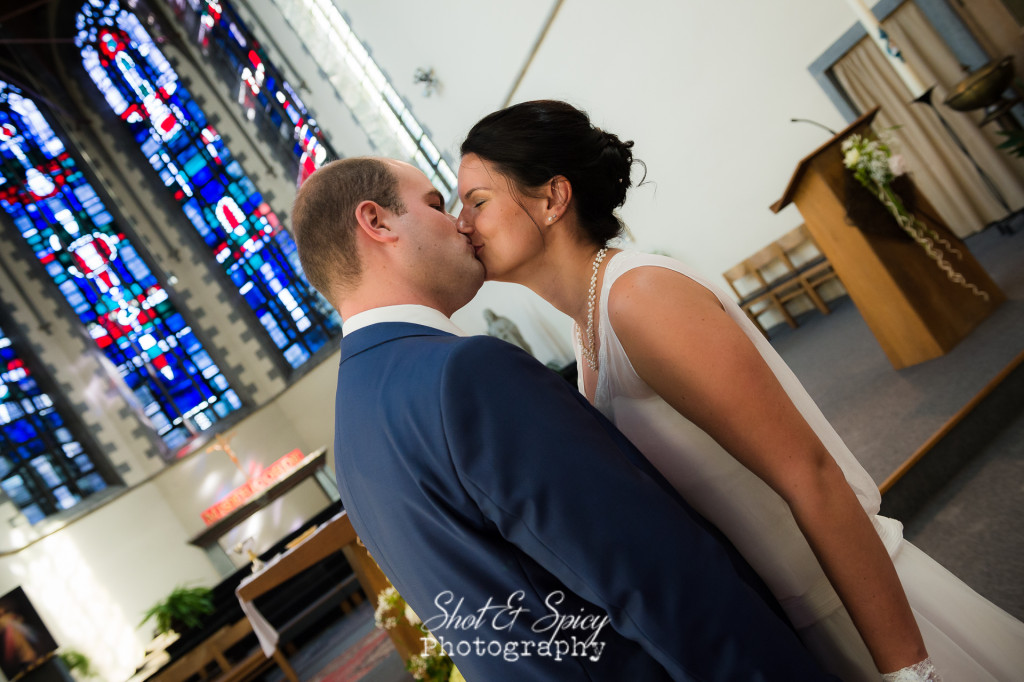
[{"left": 413, "top": 67, "right": 439, "bottom": 97}]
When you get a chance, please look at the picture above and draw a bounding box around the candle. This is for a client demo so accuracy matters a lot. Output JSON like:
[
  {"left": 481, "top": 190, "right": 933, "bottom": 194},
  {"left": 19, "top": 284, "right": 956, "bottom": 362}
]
[{"left": 842, "top": 0, "right": 929, "bottom": 98}]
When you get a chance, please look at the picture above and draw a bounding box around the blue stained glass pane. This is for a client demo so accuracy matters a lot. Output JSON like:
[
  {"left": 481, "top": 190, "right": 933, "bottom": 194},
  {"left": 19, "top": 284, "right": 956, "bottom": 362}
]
[
  {"left": 199, "top": 181, "right": 223, "bottom": 204},
  {"left": 0, "top": 79, "right": 240, "bottom": 452},
  {"left": 229, "top": 267, "right": 248, "bottom": 287},
  {"left": 20, "top": 504, "right": 44, "bottom": 525},
  {"left": 168, "top": 0, "right": 335, "bottom": 184},
  {"left": 190, "top": 165, "right": 212, "bottom": 187},
  {"left": 225, "top": 390, "right": 242, "bottom": 410},
  {"left": 6, "top": 420, "right": 34, "bottom": 443},
  {"left": 140, "top": 136, "right": 160, "bottom": 157},
  {"left": 165, "top": 313, "right": 185, "bottom": 333},
  {"left": 0, "top": 321, "right": 108, "bottom": 522},
  {"left": 164, "top": 430, "right": 188, "bottom": 452},
  {"left": 283, "top": 344, "right": 309, "bottom": 369},
  {"left": 78, "top": 473, "right": 106, "bottom": 494},
  {"left": 192, "top": 350, "right": 212, "bottom": 371},
  {"left": 73, "top": 184, "right": 96, "bottom": 203},
  {"left": 182, "top": 152, "right": 204, "bottom": 176},
  {"left": 83, "top": 0, "right": 348, "bottom": 373}
]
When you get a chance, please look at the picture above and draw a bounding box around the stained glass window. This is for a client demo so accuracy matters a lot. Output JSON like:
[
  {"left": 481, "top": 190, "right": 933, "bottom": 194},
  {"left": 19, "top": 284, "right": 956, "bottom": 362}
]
[
  {"left": 166, "top": 0, "right": 336, "bottom": 185},
  {"left": 257, "top": 0, "right": 459, "bottom": 207},
  {"left": 76, "top": 0, "right": 341, "bottom": 370},
  {"left": 0, "top": 80, "right": 241, "bottom": 453},
  {"left": 0, "top": 320, "right": 110, "bottom": 524}
]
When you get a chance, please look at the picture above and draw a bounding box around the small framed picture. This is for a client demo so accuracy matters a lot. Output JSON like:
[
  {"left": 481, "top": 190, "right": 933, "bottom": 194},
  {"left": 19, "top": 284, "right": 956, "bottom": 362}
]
[{"left": 0, "top": 587, "right": 58, "bottom": 679}]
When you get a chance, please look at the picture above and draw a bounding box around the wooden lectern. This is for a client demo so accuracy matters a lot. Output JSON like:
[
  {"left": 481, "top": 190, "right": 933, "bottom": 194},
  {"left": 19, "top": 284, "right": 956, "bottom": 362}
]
[{"left": 771, "top": 108, "right": 1004, "bottom": 369}]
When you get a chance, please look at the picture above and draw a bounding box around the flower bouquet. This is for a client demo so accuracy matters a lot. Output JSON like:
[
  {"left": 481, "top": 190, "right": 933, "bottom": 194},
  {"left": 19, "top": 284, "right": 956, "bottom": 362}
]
[
  {"left": 841, "top": 132, "right": 988, "bottom": 300},
  {"left": 375, "top": 586, "right": 462, "bottom": 682}
]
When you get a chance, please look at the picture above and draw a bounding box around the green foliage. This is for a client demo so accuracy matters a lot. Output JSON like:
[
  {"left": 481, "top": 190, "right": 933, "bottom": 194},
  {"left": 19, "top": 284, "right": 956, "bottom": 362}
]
[
  {"left": 58, "top": 649, "right": 96, "bottom": 680},
  {"left": 139, "top": 585, "right": 214, "bottom": 635},
  {"left": 997, "top": 129, "right": 1024, "bottom": 158},
  {"left": 405, "top": 643, "right": 455, "bottom": 682}
]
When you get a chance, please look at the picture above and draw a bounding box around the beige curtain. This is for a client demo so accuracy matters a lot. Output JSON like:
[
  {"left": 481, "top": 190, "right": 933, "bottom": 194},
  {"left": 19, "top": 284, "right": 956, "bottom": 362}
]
[
  {"left": 945, "top": 0, "right": 1024, "bottom": 64},
  {"left": 832, "top": 1, "right": 1024, "bottom": 236}
]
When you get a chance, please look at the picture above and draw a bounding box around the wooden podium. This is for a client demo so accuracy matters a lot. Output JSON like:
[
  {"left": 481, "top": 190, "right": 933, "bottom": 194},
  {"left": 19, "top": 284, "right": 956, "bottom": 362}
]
[{"left": 771, "top": 108, "right": 1004, "bottom": 369}]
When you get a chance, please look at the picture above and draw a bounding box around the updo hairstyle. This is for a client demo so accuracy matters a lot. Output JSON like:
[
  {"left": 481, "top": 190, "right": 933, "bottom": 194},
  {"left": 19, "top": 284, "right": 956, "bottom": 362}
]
[{"left": 460, "top": 100, "right": 643, "bottom": 246}]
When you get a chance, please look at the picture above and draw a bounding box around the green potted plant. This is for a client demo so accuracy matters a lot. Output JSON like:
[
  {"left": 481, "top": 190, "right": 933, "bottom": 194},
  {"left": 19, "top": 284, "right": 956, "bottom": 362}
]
[
  {"left": 58, "top": 649, "right": 97, "bottom": 680},
  {"left": 139, "top": 585, "right": 215, "bottom": 637},
  {"left": 997, "top": 129, "right": 1024, "bottom": 158}
]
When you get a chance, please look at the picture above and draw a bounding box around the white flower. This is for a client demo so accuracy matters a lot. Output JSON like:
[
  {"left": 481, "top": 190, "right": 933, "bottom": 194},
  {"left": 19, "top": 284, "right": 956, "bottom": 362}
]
[
  {"left": 408, "top": 656, "right": 428, "bottom": 679},
  {"left": 868, "top": 156, "right": 892, "bottom": 185},
  {"left": 843, "top": 147, "right": 861, "bottom": 167},
  {"left": 888, "top": 154, "right": 907, "bottom": 177},
  {"left": 374, "top": 586, "right": 403, "bottom": 630}
]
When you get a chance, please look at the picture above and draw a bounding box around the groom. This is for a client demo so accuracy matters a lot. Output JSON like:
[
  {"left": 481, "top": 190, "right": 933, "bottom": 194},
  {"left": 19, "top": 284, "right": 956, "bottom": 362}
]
[{"left": 291, "top": 157, "right": 832, "bottom": 681}]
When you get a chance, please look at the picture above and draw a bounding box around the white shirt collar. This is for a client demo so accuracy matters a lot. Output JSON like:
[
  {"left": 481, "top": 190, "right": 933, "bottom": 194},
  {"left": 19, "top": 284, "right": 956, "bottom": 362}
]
[{"left": 342, "top": 304, "right": 467, "bottom": 337}]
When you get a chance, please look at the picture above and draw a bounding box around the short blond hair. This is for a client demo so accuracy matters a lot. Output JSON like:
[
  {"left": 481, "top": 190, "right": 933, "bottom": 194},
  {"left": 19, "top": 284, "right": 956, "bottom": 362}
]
[{"left": 291, "top": 158, "right": 406, "bottom": 300}]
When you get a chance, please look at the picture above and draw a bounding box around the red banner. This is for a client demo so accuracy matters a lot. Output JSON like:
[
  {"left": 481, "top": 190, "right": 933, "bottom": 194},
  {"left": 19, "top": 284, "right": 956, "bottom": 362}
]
[{"left": 201, "top": 449, "right": 306, "bottom": 525}]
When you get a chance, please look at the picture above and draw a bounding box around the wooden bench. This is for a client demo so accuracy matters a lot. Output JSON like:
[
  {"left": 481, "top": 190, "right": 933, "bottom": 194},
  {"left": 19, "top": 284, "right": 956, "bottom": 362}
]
[
  {"left": 142, "top": 505, "right": 362, "bottom": 682},
  {"left": 147, "top": 616, "right": 297, "bottom": 682}
]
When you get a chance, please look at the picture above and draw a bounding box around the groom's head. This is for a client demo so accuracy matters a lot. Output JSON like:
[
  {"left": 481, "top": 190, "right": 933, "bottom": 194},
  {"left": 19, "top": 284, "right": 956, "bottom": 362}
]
[{"left": 292, "top": 157, "right": 484, "bottom": 317}]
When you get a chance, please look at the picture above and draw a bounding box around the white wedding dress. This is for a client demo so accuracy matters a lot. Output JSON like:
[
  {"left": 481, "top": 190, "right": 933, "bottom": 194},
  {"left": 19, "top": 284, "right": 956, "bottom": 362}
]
[{"left": 575, "top": 250, "right": 1024, "bottom": 681}]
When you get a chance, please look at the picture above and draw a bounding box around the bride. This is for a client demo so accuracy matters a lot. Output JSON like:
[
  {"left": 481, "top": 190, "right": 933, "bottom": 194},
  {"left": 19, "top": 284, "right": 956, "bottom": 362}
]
[{"left": 455, "top": 99, "right": 1024, "bottom": 681}]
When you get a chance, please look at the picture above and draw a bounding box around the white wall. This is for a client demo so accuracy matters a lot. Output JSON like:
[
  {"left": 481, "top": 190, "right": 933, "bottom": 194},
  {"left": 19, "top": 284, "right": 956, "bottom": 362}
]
[
  {"left": 512, "top": 0, "right": 859, "bottom": 276},
  {"left": 237, "top": 0, "right": 875, "bottom": 360},
  {"left": 150, "top": 364, "right": 340, "bottom": 556},
  {"left": 333, "top": 0, "right": 863, "bottom": 280},
  {"left": 0, "top": 483, "right": 221, "bottom": 680},
  {"left": 299, "top": 0, "right": 873, "bottom": 356}
]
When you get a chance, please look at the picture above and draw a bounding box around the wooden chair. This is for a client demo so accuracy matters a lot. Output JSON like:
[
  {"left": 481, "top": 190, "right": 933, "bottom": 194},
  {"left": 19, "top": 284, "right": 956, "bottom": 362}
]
[
  {"left": 775, "top": 224, "right": 843, "bottom": 310},
  {"left": 756, "top": 243, "right": 831, "bottom": 316},
  {"left": 722, "top": 260, "right": 798, "bottom": 336}
]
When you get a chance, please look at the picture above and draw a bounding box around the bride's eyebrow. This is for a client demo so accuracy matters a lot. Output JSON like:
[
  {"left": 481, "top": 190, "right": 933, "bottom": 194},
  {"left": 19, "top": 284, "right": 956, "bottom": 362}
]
[{"left": 462, "top": 187, "right": 487, "bottom": 202}]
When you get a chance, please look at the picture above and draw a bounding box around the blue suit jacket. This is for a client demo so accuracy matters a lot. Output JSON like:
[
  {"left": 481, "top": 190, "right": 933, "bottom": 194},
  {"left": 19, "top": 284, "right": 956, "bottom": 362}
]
[{"left": 334, "top": 322, "right": 832, "bottom": 681}]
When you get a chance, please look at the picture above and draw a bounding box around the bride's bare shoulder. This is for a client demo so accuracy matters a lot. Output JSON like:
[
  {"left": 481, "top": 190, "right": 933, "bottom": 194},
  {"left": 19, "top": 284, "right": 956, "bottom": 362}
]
[{"left": 607, "top": 262, "right": 724, "bottom": 326}]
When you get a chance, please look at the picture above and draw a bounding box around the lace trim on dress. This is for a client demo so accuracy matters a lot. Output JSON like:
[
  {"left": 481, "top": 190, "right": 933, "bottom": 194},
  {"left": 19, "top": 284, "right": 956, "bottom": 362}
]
[{"left": 881, "top": 657, "right": 942, "bottom": 682}]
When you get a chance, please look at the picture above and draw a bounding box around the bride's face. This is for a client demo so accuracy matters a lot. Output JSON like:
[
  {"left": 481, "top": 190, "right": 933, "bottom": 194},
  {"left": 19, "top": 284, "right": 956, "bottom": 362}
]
[{"left": 456, "top": 153, "right": 545, "bottom": 283}]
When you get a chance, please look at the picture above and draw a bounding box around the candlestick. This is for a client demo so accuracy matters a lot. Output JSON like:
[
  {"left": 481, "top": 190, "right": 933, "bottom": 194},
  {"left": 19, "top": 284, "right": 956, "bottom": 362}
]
[{"left": 842, "top": 0, "right": 928, "bottom": 98}]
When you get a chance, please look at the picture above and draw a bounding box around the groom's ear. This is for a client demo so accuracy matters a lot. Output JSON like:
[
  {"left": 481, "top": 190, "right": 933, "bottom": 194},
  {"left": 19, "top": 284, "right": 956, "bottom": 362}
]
[
  {"left": 354, "top": 200, "right": 399, "bottom": 244},
  {"left": 545, "top": 175, "right": 572, "bottom": 215}
]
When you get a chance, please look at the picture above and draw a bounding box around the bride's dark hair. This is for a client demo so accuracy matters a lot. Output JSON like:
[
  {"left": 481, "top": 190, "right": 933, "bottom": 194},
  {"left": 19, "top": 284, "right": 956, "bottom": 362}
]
[{"left": 460, "top": 100, "right": 644, "bottom": 246}]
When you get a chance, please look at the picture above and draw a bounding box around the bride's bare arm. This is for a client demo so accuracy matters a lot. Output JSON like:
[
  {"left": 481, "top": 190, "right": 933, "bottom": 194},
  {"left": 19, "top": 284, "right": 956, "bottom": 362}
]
[{"left": 607, "top": 266, "right": 928, "bottom": 675}]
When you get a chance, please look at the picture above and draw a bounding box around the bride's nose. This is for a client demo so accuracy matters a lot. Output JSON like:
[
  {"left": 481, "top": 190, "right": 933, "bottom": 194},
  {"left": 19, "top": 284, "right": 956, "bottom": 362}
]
[{"left": 456, "top": 211, "right": 471, "bottom": 233}]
